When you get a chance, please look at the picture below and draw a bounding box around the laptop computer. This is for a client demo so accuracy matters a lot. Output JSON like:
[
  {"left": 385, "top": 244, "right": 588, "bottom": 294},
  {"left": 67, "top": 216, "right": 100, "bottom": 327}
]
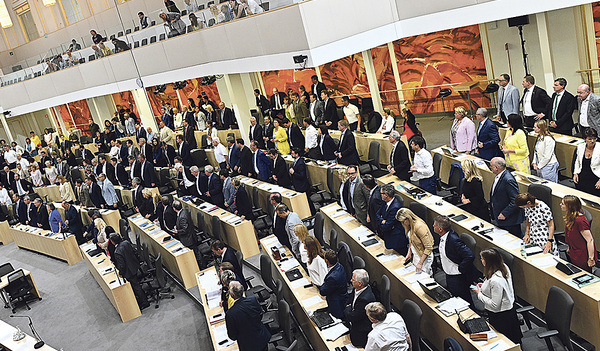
[
  {"left": 456, "top": 309, "right": 490, "bottom": 334},
  {"left": 418, "top": 280, "right": 452, "bottom": 303},
  {"left": 310, "top": 308, "right": 336, "bottom": 330}
]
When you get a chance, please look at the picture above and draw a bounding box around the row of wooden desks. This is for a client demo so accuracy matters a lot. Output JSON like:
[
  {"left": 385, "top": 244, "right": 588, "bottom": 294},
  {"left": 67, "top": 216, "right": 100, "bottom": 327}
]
[
  {"left": 259, "top": 235, "right": 353, "bottom": 350},
  {"left": 79, "top": 242, "right": 141, "bottom": 322},
  {"left": 237, "top": 176, "right": 311, "bottom": 219},
  {"left": 176, "top": 196, "right": 260, "bottom": 258},
  {"left": 320, "top": 202, "right": 518, "bottom": 351},
  {"left": 9, "top": 223, "right": 82, "bottom": 265},
  {"left": 282, "top": 154, "right": 346, "bottom": 194},
  {"left": 53, "top": 204, "right": 121, "bottom": 233},
  {"left": 115, "top": 186, "right": 160, "bottom": 208},
  {"left": 196, "top": 268, "right": 238, "bottom": 351},
  {"left": 195, "top": 129, "right": 242, "bottom": 149},
  {"left": 128, "top": 214, "right": 200, "bottom": 289},
  {"left": 33, "top": 185, "right": 62, "bottom": 203},
  {"left": 498, "top": 127, "right": 581, "bottom": 178},
  {"left": 432, "top": 146, "right": 600, "bottom": 246},
  {"left": 379, "top": 174, "right": 600, "bottom": 348}
]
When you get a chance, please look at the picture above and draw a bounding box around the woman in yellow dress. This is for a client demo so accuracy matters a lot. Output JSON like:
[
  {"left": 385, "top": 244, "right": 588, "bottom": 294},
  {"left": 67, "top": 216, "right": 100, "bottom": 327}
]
[
  {"left": 501, "top": 114, "right": 530, "bottom": 174},
  {"left": 272, "top": 119, "right": 290, "bottom": 155}
]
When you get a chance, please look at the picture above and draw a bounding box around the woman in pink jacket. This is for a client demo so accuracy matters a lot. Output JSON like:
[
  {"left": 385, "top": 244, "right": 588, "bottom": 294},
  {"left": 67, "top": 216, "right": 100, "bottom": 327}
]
[{"left": 450, "top": 106, "right": 477, "bottom": 153}]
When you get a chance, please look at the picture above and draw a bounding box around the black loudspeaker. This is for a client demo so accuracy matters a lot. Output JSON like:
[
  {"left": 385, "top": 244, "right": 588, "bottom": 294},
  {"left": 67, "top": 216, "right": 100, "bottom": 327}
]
[{"left": 508, "top": 15, "right": 529, "bottom": 27}]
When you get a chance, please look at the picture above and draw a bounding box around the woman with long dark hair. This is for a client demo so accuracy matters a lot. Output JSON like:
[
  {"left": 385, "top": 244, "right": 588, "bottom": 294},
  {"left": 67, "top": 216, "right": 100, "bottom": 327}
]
[
  {"left": 501, "top": 114, "right": 530, "bottom": 173},
  {"left": 573, "top": 128, "right": 600, "bottom": 196},
  {"left": 560, "top": 195, "right": 597, "bottom": 271}
]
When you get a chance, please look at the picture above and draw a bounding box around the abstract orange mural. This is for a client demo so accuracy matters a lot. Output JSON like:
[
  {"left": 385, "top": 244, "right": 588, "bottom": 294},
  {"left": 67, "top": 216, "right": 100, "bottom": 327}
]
[
  {"left": 260, "top": 69, "right": 317, "bottom": 97},
  {"left": 371, "top": 45, "right": 398, "bottom": 112},
  {"left": 179, "top": 77, "right": 221, "bottom": 107},
  {"left": 112, "top": 91, "right": 139, "bottom": 117},
  {"left": 593, "top": 2, "right": 600, "bottom": 66},
  {"left": 67, "top": 99, "right": 93, "bottom": 134},
  {"left": 57, "top": 105, "right": 75, "bottom": 131},
  {"left": 319, "top": 53, "right": 370, "bottom": 105},
  {"left": 394, "top": 24, "right": 489, "bottom": 114},
  {"left": 146, "top": 84, "right": 181, "bottom": 118}
]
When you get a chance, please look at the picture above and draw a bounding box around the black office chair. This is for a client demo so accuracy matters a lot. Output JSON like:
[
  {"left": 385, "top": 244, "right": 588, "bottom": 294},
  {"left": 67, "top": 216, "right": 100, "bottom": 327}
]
[
  {"left": 151, "top": 20, "right": 156, "bottom": 26},
  {"left": 148, "top": 253, "right": 175, "bottom": 308},
  {"left": 5, "top": 269, "right": 35, "bottom": 313},
  {"left": 110, "top": 34, "right": 116, "bottom": 40},
  {"left": 351, "top": 255, "right": 366, "bottom": 270},
  {"left": 528, "top": 183, "right": 552, "bottom": 210},
  {"left": 211, "top": 215, "right": 225, "bottom": 242},
  {"left": 310, "top": 168, "right": 335, "bottom": 206},
  {"left": 134, "top": 26, "right": 140, "bottom": 31},
  {"left": 444, "top": 337, "right": 463, "bottom": 351},
  {"left": 518, "top": 286, "right": 574, "bottom": 351},
  {"left": 117, "top": 31, "right": 123, "bottom": 37},
  {"left": 141, "top": 38, "right": 148, "bottom": 46},
  {"left": 460, "top": 233, "right": 476, "bottom": 256},
  {"left": 394, "top": 194, "right": 404, "bottom": 208},
  {"left": 262, "top": 279, "right": 284, "bottom": 328},
  {"left": 134, "top": 41, "right": 140, "bottom": 48},
  {"left": 592, "top": 266, "right": 600, "bottom": 278},
  {"left": 380, "top": 274, "right": 391, "bottom": 313},
  {"left": 0, "top": 263, "right": 14, "bottom": 307},
  {"left": 246, "top": 254, "right": 274, "bottom": 303},
  {"left": 201, "top": 134, "right": 210, "bottom": 148},
  {"left": 125, "top": 28, "right": 132, "bottom": 35},
  {"left": 359, "top": 141, "right": 388, "bottom": 178},
  {"left": 150, "top": 36, "right": 157, "bottom": 43},
  {"left": 251, "top": 187, "right": 272, "bottom": 238},
  {"left": 401, "top": 299, "right": 423, "bottom": 351},
  {"left": 181, "top": 10, "right": 187, "bottom": 15},
  {"left": 191, "top": 149, "right": 209, "bottom": 167},
  {"left": 208, "top": 18, "right": 215, "bottom": 26},
  {"left": 328, "top": 228, "right": 338, "bottom": 252},
  {"left": 337, "top": 242, "right": 353, "bottom": 284},
  {"left": 267, "top": 300, "right": 293, "bottom": 350},
  {"left": 187, "top": 25, "right": 193, "bottom": 33},
  {"left": 313, "top": 212, "right": 325, "bottom": 247}
]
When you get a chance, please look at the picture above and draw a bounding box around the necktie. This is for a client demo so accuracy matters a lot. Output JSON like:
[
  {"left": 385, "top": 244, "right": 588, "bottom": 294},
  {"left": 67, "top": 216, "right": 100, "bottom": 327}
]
[
  {"left": 498, "top": 88, "right": 504, "bottom": 112},
  {"left": 552, "top": 94, "right": 560, "bottom": 121}
]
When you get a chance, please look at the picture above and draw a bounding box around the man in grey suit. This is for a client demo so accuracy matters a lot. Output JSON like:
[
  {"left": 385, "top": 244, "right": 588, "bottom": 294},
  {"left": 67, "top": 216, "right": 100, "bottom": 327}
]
[
  {"left": 496, "top": 73, "right": 520, "bottom": 123},
  {"left": 276, "top": 204, "right": 302, "bottom": 259},
  {"left": 576, "top": 84, "right": 600, "bottom": 135},
  {"left": 309, "top": 93, "right": 324, "bottom": 124},
  {"left": 347, "top": 165, "right": 370, "bottom": 226},
  {"left": 173, "top": 200, "right": 201, "bottom": 265}
]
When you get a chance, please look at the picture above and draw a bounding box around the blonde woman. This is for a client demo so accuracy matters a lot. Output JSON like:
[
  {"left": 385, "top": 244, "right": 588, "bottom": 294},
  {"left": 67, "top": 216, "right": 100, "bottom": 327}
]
[
  {"left": 501, "top": 114, "right": 530, "bottom": 174},
  {"left": 95, "top": 218, "right": 109, "bottom": 250},
  {"left": 460, "top": 159, "right": 490, "bottom": 221},
  {"left": 532, "top": 120, "right": 558, "bottom": 182},
  {"left": 294, "top": 223, "right": 310, "bottom": 264},
  {"left": 396, "top": 208, "right": 434, "bottom": 274},
  {"left": 337, "top": 168, "right": 349, "bottom": 210},
  {"left": 173, "top": 108, "right": 183, "bottom": 130},
  {"left": 58, "top": 176, "right": 75, "bottom": 202},
  {"left": 450, "top": 106, "right": 477, "bottom": 153}
]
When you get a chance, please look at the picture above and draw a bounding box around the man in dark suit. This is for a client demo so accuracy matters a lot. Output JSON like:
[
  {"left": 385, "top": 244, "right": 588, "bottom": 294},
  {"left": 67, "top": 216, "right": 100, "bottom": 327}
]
[
  {"left": 490, "top": 157, "right": 524, "bottom": 237},
  {"left": 55, "top": 156, "right": 71, "bottom": 181},
  {"left": 285, "top": 119, "right": 305, "bottom": 153},
  {"left": 62, "top": 201, "right": 84, "bottom": 244},
  {"left": 269, "top": 88, "right": 287, "bottom": 119},
  {"left": 138, "top": 138, "right": 152, "bottom": 159},
  {"left": 86, "top": 177, "right": 105, "bottom": 208},
  {"left": 232, "top": 179, "right": 253, "bottom": 221},
  {"left": 110, "top": 158, "right": 129, "bottom": 186},
  {"left": 311, "top": 75, "right": 327, "bottom": 100},
  {"left": 249, "top": 141, "right": 271, "bottom": 181},
  {"left": 217, "top": 102, "right": 234, "bottom": 130},
  {"left": 79, "top": 145, "right": 92, "bottom": 163},
  {"left": 135, "top": 123, "right": 147, "bottom": 143},
  {"left": 262, "top": 116, "right": 275, "bottom": 149},
  {"left": 118, "top": 140, "right": 129, "bottom": 167},
  {"left": 98, "top": 156, "right": 116, "bottom": 185},
  {"left": 110, "top": 233, "right": 150, "bottom": 309},
  {"left": 309, "top": 94, "right": 324, "bottom": 124},
  {"left": 205, "top": 166, "right": 224, "bottom": 207},
  {"left": 289, "top": 148, "right": 310, "bottom": 193},
  {"left": 549, "top": 77, "right": 576, "bottom": 135},
  {"left": 182, "top": 119, "right": 197, "bottom": 149},
  {"left": 248, "top": 117, "right": 264, "bottom": 149},
  {"left": 0, "top": 166, "right": 14, "bottom": 189},
  {"left": 160, "top": 142, "right": 176, "bottom": 167},
  {"left": 156, "top": 196, "right": 177, "bottom": 233},
  {"left": 387, "top": 131, "right": 410, "bottom": 180},
  {"left": 173, "top": 200, "right": 201, "bottom": 266},
  {"left": 344, "top": 269, "right": 376, "bottom": 348},
  {"left": 319, "top": 249, "right": 348, "bottom": 319},
  {"left": 475, "top": 108, "right": 502, "bottom": 160},
  {"left": 13, "top": 194, "right": 27, "bottom": 225},
  {"left": 270, "top": 193, "right": 290, "bottom": 248},
  {"left": 365, "top": 110, "right": 383, "bottom": 133},
  {"left": 521, "top": 74, "right": 552, "bottom": 128},
  {"left": 376, "top": 184, "right": 408, "bottom": 256},
  {"left": 254, "top": 89, "right": 271, "bottom": 117},
  {"left": 362, "top": 175, "right": 383, "bottom": 233},
  {"left": 191, "top": 166, "right": 209, "bottom": 200},
  {"left": 24, "top": 195, "right": 37, "bottom": 226},
  {"left": 268, "top": 149, "right": 291, "bottom": 187},
  {"left": 128, "top": 156, "right": 141, "bottom": 182},
  {"left": 226, "top": 138, "right": 241, "bottom": 173},
  {"left": 132, "top": 177, "right": 144, "bottom": 209},
  {"left": 33, "top": 198, "right": 50, "bottom": 230},
  {"left": 177, "top": 163, "right": 197, "bottom": 196},
  {"left": 211, "top": 240, "right": 247, "bottom": 288},
  {"left": 336, "top": 120, "right": 360, "bottom": 166},
  {"left": 236, "top": 139, "right": 253, "bottom": 176},
  {"left": 225, "top": 281, "right": 271, "bottom": 351},
  {"left": 138, "top": 154, "right": 157, "bottom": 188},
  {"left": 434, "top": 215, "right": 477, "bottom": 305},
  {"left": 176, "top": 135, "right": 192, "bottom": 166},
  {"left": 321, "top": 90, "right": 339, "bottom": 129}
]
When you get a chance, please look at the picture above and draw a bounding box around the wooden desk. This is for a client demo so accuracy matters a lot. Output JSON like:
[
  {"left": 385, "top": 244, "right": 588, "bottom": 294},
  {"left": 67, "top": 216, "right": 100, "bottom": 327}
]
[
  {"left": 259, "top": 235, "right": 353, "bottom": 350},
  {"left": 0, "top": 319, "right": 58, "bottom": 350},
  {"left": 380, "top": 174, "right": 600, "bottom": 348},
  {"left": 432, "top": 147, "right": 600, "bottom": 245},
  {"left": 0, "top": 269, "right": 41, "bottom": 299},
  {"left": 33, "top": 185, "right": 61, "bottom": 203},
  {"left": 498, "top": 127, "right": 581, "bottom": 178},
  {"left": 71, "top": 142, "right": 99, "bottom": 156},
  {"left": 10, "top": 224, "right": 82, "bottom": 265},
  {"left": 117, "top": 136, "right": 138, "bottom": 147},
  {"left": 0, "top": 220, "right": 14, "bottom": 244},
  {"left": 116, "top": 186, "right": 160, "bottom": 208},
  {"left": 237, "top": 176, "right": 311, "bottom": 219},
  {"left": 282, "top": 155, "right": 346, "bottom": 194},
  {"left": 128, "top": 214, "right": 199, "bottom": 289},
  {"left": 195, "top": 129, "right": 241, "bottom": 148},
  {"left": 79, "top": 242, "right": 141, "bottom": 322},
  {"left": 204, "top": 149, "right": 219, "bottom": 169},
  {"left": 196, "top": 268, "right": 238, "bottom": 351},
  {"left": 54, "top": 204, "right": 120, "bottom": 232},
  {"left": 176, "top": 196, "right": 260, "bottom": 258},
  {"left": 328, "top": 130, "right": 393, "bottom": 165}
]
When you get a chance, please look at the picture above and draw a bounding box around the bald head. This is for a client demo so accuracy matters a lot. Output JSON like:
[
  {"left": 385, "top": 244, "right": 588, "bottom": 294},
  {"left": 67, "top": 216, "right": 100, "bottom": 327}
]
[
  {"left": 577, "top": 84, "right": 591, "bottom": 101},
  {"left": 490, "top": 157, "right": 506, "bottom": 175}
]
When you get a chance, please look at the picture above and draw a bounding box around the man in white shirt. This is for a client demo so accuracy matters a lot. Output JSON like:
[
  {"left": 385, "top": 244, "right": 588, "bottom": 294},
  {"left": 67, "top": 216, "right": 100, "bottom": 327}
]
[
  {"left": 108, "top": 140, "right": 120, "bottom": 159},
  {"left": 16, "top": 154, "right": 30, "bottom": 169},
  {"left": 303, "top": 118, "right": 320, "bottom": 159},
  {"left": 243, "top": 0, "right": 264, "bottom": 14},
  {"left": 3, "top": 146, "right": 17, "bottom": 169},
  {"left": 521, "top": 74, "right": 551, "bottom": 128},
  {"left": 576, "top": 84, "right": 600, "bottom": 135},
  {"left": 212, "top": 137, "right": 228, "bottom": 170},
  {"left": 408, "top": 136, "right": 435, "bottom": 194},
  {"left": 342, "top": 96, "right": 361, "bottom": 131},
  {"left": 184, "top": 0, "right": 199, "bottom": 13},
  {"left": 365, "top": 302, "right": 410, "bottom": 351}
]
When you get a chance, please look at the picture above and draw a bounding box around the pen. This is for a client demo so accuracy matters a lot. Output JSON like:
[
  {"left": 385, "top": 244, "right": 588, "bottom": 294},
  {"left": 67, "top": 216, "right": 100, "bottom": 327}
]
[{"left": 490, "top": 342, "right": 500, "bottom": 350}]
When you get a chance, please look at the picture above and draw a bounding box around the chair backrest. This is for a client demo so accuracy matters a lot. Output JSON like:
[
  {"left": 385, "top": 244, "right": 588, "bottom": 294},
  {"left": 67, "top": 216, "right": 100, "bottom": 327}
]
[
  {"left": 187, "top": 25, "right": 193, "bottom": 33},
  {"left": 278, "top": 300, "right": 292, "bottom": 343},
  {"left": 528, "top": 183, "right": 552, "bottom": 212},
  {"left": 117, "top": 31, "right": 123, "bottom": 37},
  {"left": 208, "top": 18, "right": 215, "bottom": 26},
  {"left": 545, "top": 286, "right": 574, "bottom": 351},
  {"left": 443, "top": 337, "right": 463, "bottom": 351},
  {"left": 496, "top": 247, "right": 514, "bottom": 272},
  {"left": 0, "top": 262, "right": 14, "bottom": 277},
  {"left": 211, "top": 215, "right": 223, "bottom": 241},
  {"left": 353, "top": 255, "right": 365, "bottom": 270},
  {"left": 159, "top": 33, "right": 166, "bottom": 41},
  {"left": 260, "top": 254, "right": 275, "bottom": 291},
  {"left": 252, "top": 187, "right": 261, "bottom": 208},
  {"left": 134, "top": 41, "right": 140, "bottom": 48},
  {"left": 394, "top": 194, "right": 404, "bottom": 207},
  {"left": 314, "top": 212, "right": 325, "bottom": 247},
  {"left": 6, "top": 269, "right": 28, "bottom": 294},
  {"left": 201, "top": 134, "right": 209, "bottom": 148},
  {"left": 134, "top": 26, "right": 139, "bottom": 31},
  {"left": 151, "top": 20, "right": 156, "bottom": 26},
  {"left": 433, "top": 152, "right": 443, "bottom": 179},
  {"left": 284, "top": 340, "right": 297, "bottom": 351},
  {"left": 380, "top": 274, "right": 391, "bottom": 312},
  {"left": 110, "top": 34, "right": 116, "bottom": 40},
  {"left": 327, "top": 168, "right": 336, "bottom": 199},
  {"left": 408, "top": 201, "right": 436, "bottom": 244},
  {"left": 234, "top": 250, "right": 243, "bottom": 271},
  {"left": 199, "top": 4, "right": 205, "bottom": 9},
  {"left": 274, "top": 279, "right": 283, "bottom": 301},
  {"left": 401, "top": 299, "right": 423, "bottom": 351},
  {"left": 125, "top": 28, "right": 132, "bottom": 34},
  {"left": 181, "top": 10, "right": 187, "bottom": 15},
  {"left": 154, "top": 253, "right": 168, "bottom": 288},
  {"left": 141, "top": 242, "right": 151, "bottom": 267},
  {"left": 191, "top": 149, "right": 209, "bottom": 167},
  {"left": 261, "top": 1, "right": 269, "bottom": 11},
  {"left": 583, "top": 208, "right": 593, "bottom": 227},
  {"left": 448, "top": 164, "right": 462, "bottom": 190},
  {"left": 196, "top": 211, "right": 205, "bottom": 231},
  {"left": 329, "top": 228, "right": 338, "bottom": 252},
  {"left": 368, "top": 141, "right": 381, "bottom": 168},
  {"left": 227, "top": 132, "right": 235, "bottom": 139},
  {"left": 89, "top": 55, "right": 95, "bottom": 61},
  {"left": 460, "top": 233, "right": 476, "bottom": 255},
  {"left": 337, "top": 241, "right": 353, "bottom": 283},
  {"left": 592, "top": 266, "right": 600, "bottom": 278}
]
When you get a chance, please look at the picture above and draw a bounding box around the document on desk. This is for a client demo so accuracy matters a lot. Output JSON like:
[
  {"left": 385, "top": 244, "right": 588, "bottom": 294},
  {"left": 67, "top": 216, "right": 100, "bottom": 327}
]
[
  {"left": 404, "top": 271, "right": 430, "bottom": 284},
  {"left": 503, "top": 239, "right": 522, "bottom": 251},
  {"left": 395, "top": 264, "right": 416, "bottom": 276},
  {"left": 206, "top": 289, "right": 222, "bottom": 309},
  {"left": 262, "top": 236, "right": 280, "bottom": 248},
  {"left": 322, "top": 322, "right": 350, "bottom": 341},
  {"left": 290, "top": 277, "right": 310, "bottom": 289},
  {"left": 331, "top": 210, "right": 348, "bottom": 219},
  {"left": 481, "top": 339, "right": 510, "bottom": 351},
  {"left": 378, "top": 253, "right": 399, "bottom": 263},
  {"left": 213, "top": 324, "right": 236, "bottom": 350},
  {"left": 435, "top": 297, "right": 469, "bottom": 316},
  {"left": 338, "top": 216, "right": 355, "bottom": 224},
  {"left": 81, "top": 242, "right": 96, "bottom": 252},
  {"left": 531, "top": 256, "right": 557, "bottom": 268},
  {"left": 321, "top": 206, "right": 338, "bottom": 215},
  {"left": 279, "top": 258, "right": 300, "bottom": 272},
  {"left": 302, "top": 295, "right": 323, "bottom": 308}
]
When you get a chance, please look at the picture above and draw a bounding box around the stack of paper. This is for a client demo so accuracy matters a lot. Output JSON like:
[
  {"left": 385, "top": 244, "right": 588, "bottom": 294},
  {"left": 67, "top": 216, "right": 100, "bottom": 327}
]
[
  {"left": 338, "top": 216, "right": 355, "bottom": 224},
  {"left": 395, "top": 265, "right": 416, "bottom": 276},
  {"left": 262, "top": 236, "right": 281, "bottom": 248},
  {"left": 302, "top": 295, "right": 323, "bottom": 308},
  {"left": 206, "top": 289, "right": 222, "bottom": 309},
  {"left": 322, "top": 323, "right": 350, "bottom": 341},
  {"left": 436, "top": 297, "right": 469, "bottom": 316},
  {"left": 404, "top": 272, "right": 430, "bottom": 284},
  {"left": 213, "top": 324, "right": 236, "bottom": 350},
  {"left": 279, "top": 258, "right": 300, "bottom": 272},
  {"left": 290, "top": 277, "right": 310, "bottom": 289}
]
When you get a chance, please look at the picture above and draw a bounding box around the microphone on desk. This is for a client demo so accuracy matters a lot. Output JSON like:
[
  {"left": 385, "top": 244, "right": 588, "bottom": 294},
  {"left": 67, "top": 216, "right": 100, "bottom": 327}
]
[{"left": 9, "top": 314, "right": 45, "bottom": 349}]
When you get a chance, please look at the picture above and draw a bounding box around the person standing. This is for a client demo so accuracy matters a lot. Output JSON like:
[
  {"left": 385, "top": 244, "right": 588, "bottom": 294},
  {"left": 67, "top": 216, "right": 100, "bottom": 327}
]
[
  {"left": 549, "top": 78, "right": 576, "bottom": 135},
  {"left": 376, "top": 184, "right": 408, "bottom": 255},
  {"left": 560, "top": 195, "right": 597, "bottom": 272},
  {"left": 521, "top": 75, "right": 551, "bottom": 128},
  {"left": 501, "top": 114, "right": 530, "bottom": 174},
  {"left": 387, "top": 131, "right": 410, "bottom": 181},
  {"left": 276, "top": 204, "right": 302, "bottom": 258},
  {"left": 573, "top": 128, "right": 600, "bottom": 196},
  {"left": 319, "top": 250, "right": 348, "bottom": 319},
  {"left": 396, "top": 208, "right": 434, "bottom": 275},
  {"left": 460, "top": 159, "right": 490, "bottom": 221},
  {"left": 576, "top": 84, "right": 600, "bottom": 135},
  {"left": 289, "top": 148, "right": 310, "bottom": 193},
  {"left": 532, "top": 120, "right": 559, "bottom": 183},
  {"left": 489, "top": 157, "right": 524, "bottom": 237},
  {"left": 344, "top": 269, "right": 376, "bottom": 348},
  {"left": 475, "top": 108, "right": 501, "bottom": 160},
  {"left": 342, "top": 96, "right": 361, "bottom": 131},
  {"left": 303, "top": 118, "right": 320, "bottom": 159},
  {"left": 225, "top": 281, "right": 271, "bottom": 351},
  {"left": 515, "top": 193, "right": 557, "bottom": 256},
  {"left": 450, "top": 106, "right": 477, "bottom": 153},
  {"left": 336, "top": 120, "right": 360, "bottom": 165},
  {"left": 346, "top": 165, "right": 370, "bottom": 226},
  {"left": 110, "top": 233, "right": 150, "bottom": 310},
  {"left": 495, "top": 73, "right": 520, "bottom": 123},
  {"left": 409, "top": 136, "right": 436, "bottom": 194}
]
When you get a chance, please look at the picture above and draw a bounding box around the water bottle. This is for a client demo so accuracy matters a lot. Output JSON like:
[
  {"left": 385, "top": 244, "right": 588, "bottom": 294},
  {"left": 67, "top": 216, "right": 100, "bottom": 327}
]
[{"left": 520, "top": 243, "right": 527, "bottom": 259}]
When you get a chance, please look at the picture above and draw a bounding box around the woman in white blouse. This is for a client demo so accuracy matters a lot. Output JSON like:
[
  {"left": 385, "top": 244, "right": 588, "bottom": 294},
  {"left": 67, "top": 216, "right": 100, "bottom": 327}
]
[
  {"left": 43, "top": 129, "right": 54, "bottom": 148},
  {"left": 377, "top": 108, "right": 396, "bottom": 134},
  {"left": 173, "top": 108, "right": 183, "bottom": 130},
  {"left": 44, "top": 161, "right": 58, "bottom": 185},
  {"left": 304, "top": 236, "right": 328, "bottom": 287},
  {"left": 205, "top": 120, "right": 218, "bottom": 146},
  {"left": 337, "top": 168, "right": 349, "bottom": 210},
  {"left": 31, "top": 164, "right": 43, "bottom": 187},
  {"left": 0, "top": 184, "right": 12, "bottom": 205},
  {"left": 195, "top": 106, "right": 207, "bottom": 131},
  {"left": 95, "top": 218, "right": 109, "bottom": 251},
  {"left": 473, "top": 248, "right": 522, "bottom": 343},
  {"left": 532, "top": 120, "right": 558, "bottom": 182},
  {"left": 294, "top": 224, "right": 310, "bottom": 264},
  {"left": 58, "top": 176, "right": 75, "bottom": 202}
]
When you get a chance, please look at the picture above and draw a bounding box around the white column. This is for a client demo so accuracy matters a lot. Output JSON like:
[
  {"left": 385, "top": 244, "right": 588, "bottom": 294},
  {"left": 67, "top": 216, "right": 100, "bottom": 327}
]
[
  {"left": 222, "top": 73, "right": 256, "bottom": 144},
  {"left": 361, "top": 49, "right": 383, "bottom": 113},
  {"left": 0, "top": 113, "right": 13, "bottom": 141},
  {"left": 131, "top": 88, "right": 158, "bottom": 131},
  {"left": 535, "top": 13, "right": 555, "bottom": 92},
  {"left": 388, "top": 42, "right": 405, "bottom": 109}
]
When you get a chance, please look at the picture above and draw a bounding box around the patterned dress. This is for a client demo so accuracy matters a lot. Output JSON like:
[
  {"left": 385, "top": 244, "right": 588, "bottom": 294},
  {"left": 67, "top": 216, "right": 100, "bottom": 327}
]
[{"left": 524, "top": 201, "right": 557, "bottom": 255}]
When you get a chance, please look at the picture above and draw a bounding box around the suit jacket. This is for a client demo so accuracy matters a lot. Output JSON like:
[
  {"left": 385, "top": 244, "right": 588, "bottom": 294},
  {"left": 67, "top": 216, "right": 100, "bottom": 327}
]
[
  {"left": 65, "top": 205, "right": 83, "bottom": 235},
  {"left": 228, "top": 145, "right": 241, "bottom": 170},
  {"left": 178, "top": 142, "right": 192, "bottom": 166},
  {"left": 578, "top": 92, "right": 600, "bottom": 133},
  {"left": 252, "top": 151, "right": 272, "bottom": 181},
  {"left": 309, "top": 100, "right": 324, "bottom": 123},
  {"left": 367, "top": 185, "right": 384, "bottom": 233},
  {"left": 80, "top": 148, "right": 93, "bottom": 162},
  {"left": 521, "top": 85, "right": 551, "bottom": 117},
  {"left": 351, "top": 178, "right": 370, "bottom": 226},
  {"left": 175, "top": 208, "right": 196, "bottom": 248},
  {"left": 292, "top": 100, "right": 308, "bottom": 122},
  {"left": 157, "top": 202, "right": 177, "bottom": 232},
  {"left": 269, "top": 92, "right": 287, "bottom": 113},
  {"left": 248, "top": 124, "right": 264, "bottom": 149},
  {"left": 163, "top": 145, "right": 176, "bottom": 166},
  {"left": 0, "top": 170, "right": 15, "bottom": 188},
  {"left": 139, "top": 143, "right": 153, "bottom": 159},
  {"left": 337, "top": 130, "right": 360, "bottom": 165},
  {"left": 490, "top": 170, "right": 524, "bottom": 227},
  {"left": 234, "top": 186, "right": 254, "bottom": 221},
  {"left": 443, "top": 230, "right": 477, "bottom": 281},
  {"left": 113, "top": 240, "right": 140, "bottom": 281},
  {"left": 476, "top": 118, "right": 502, "bottom": 160},
  {"left": 290, "top": 157, "right": 310, "bottom": 192},
  {"left": 140, "top": 161, "right": 157, "bottom": 188},
  {"left": 35, "top": 205, "right": 50, "bottom": 230},
  {"left": 15, "top": 199, "right": 27, "bottom": 224},
  {"left": 219, "top": 107, "right": 234, "bottom": 129},
  {"left": 184, "top": 125, "right": 197, "bottom": 149},
  {"left": 271, "top": 156, "right": 290, "bottom": 186},
  {"left": 56, "top": 161, "right": 70, "bottom": 179},
  {"left": 256, "top": 94, "right": 270, "bottom": 115},
  {"left": 263, "top": 123, "right": 275, "bottom": 149},
  {"left": 238, "top": 146, "right": 253, "bottom": 176},
  {"left": 225, "top": 296, "right": 271, "bottom": 351},
  {"left": 207, "top": 174, "right": 224, "bottom": 207},
  {"left": 288, "top": 124, "right": 305, "bottom": 150},
  {"left": 78, "top": 184, "right": 93, "bottom": 207},
  {"left": 319, "top": 134, "right": 337, "bottom": 161},
  {"left": 375, "top": 198, "right": 407, "bottom": 255},
  {"left": 345, "top": 285, "right": 377, "bottom": 348},
  {"left": 322, "top": 98, "right": 339, "bottom": 127},
  {"left": 89, "top": 182, "right": 105, "bottom": 208},
  {"left": 391, "top": 141, "right": 410, "bottom": 181},
  {"left": 136, "top": 127, "right": 148, "bottom": 143},
  {"left": 311, "top": 82, "right": 326, "bottom": 100},
  {"left": 139, "top": 196, "right": 156, "bottom": 221},
  {"left": 550, "top": 90, "right": 576, "bottom": 135},
  {"left": 101, "top": 162, "right": 117, "bottom": 185},
  {"left": 319, "top": 263, "right": 348, "bottom": 319},
  {"left": 222, "top": 247, "right": 246, "bottom": 288},
  {"left": 11, "top": 179, "right": 32, "bottom": 195},
  {"left": 114, "top": 163, "right": 129, "bottom": 186},
  {"left": 26, "top": 203, "right": 37, "bottom": 226},
  {"left": 119, "top": 145, "right": 129, "bottom": 166},
  {"left": 498, "top": 84, "right": 520, "bottom": 118},
  {"left": 133, "top": 186, "right": 145, "bottom": 209}
]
